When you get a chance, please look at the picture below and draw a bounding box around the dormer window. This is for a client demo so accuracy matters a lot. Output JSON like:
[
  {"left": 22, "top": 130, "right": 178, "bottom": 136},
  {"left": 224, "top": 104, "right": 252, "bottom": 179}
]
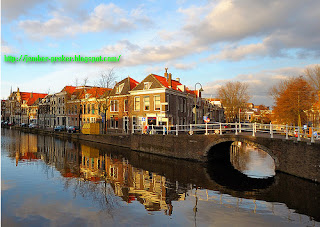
[
  {"left": 116, "top": 83, "right": 124, "bottom": 94},
  {"left": 85, "top": 94, "right": 90, "bottom": 99},
  {"left": 144, "top": 82, "right": 152, "bottom": 89}
]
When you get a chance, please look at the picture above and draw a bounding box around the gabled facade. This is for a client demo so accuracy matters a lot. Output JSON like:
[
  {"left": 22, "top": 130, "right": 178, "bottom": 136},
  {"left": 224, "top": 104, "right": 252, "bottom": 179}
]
[
  {"left": 6, "top": 88, "right": 47, "bottom": 125},
  {"left": 50, "top": 86, "right": 77, "bottom": 127},
  {"left": 106, "top": 77, "right": 139, "bottom": 133},
  {"left": 206, "top": 98, "right": 225, "bottom": 122},
  {"left": 38, "top": 95, "right": 52, "bottom": 128},
  {"left": 79, "top": 86, "right": 111, "bottom": 127},
  {"left": 129, "top": 69, "right": 197, "bottom": 128},
  {"left": 1, "top": 100, "right": 8, "bottom": 122}
]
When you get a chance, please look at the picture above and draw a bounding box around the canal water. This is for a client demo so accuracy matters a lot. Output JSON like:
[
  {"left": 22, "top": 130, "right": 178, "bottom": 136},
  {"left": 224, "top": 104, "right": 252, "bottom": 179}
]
[{"left": 2, "top": 129, "right": 320, "bottom": 226}]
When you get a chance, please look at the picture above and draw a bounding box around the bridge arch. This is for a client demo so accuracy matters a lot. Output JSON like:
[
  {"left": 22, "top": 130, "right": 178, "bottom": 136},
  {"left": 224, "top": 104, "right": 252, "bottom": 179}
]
[{"left": 203, "top": 136, "right": 279, "bottom": 168}]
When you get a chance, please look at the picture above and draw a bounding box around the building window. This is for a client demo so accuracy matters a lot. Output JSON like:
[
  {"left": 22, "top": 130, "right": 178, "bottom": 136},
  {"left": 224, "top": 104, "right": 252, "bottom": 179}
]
[
  {"left": 90, "top": 117, "right": 96, "bottom": 123},
  {"left": 134, "top": 97, "right": 140, "bottom": 111},
  {"left": 180, "top": 98, "right": 183, "bottom": 112},
  {"left": 91, "top": 104, "right": 95, "bottom": 114},
  {"left": 144, "top": 96, "right": 150, "bottom": 111},
  {"left": 132, "top": 116, "right": 136, "bottom": 126},
  {"left": 110, "top": 116, "right": 118, "bottom": 128},
  {"left": 116, "top": 83, "right": 124, "bottom": 94},
  {"left": 124, "top": 99, "right": 128, "bottom": 112},
  {"left": 144, "top": 82, "right": 152, "bottom": 89},
  {"left": 110, "top": 100, "right": 119, "bottom": 112},
  {"left": 154, "top": 95, "right": 160, "bottom": 111}
]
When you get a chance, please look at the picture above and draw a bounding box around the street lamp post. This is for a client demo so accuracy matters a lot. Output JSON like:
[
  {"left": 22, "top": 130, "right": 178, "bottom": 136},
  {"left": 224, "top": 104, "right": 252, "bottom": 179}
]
[{"left": 194, "top": 83, "right": 204, "bottom": 124}]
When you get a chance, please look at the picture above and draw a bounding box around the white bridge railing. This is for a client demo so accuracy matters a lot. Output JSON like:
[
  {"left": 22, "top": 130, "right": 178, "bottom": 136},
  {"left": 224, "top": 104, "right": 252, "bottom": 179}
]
[{"left": 132, "top": 122, "right": 320, "bottom": 143}]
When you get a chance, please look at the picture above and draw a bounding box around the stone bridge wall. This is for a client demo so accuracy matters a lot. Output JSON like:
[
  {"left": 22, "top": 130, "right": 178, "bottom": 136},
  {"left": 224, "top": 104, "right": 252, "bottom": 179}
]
[
  {"left": 14, "top": 127, "right": 320, "bottom": 182},
  {"left": 76, "top": 133, "right": 320, "bottom": 182}
]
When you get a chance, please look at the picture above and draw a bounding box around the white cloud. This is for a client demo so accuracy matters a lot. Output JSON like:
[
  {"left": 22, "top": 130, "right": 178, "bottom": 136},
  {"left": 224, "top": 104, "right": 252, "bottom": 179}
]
[
  {"left": 1, "top": 45, "right": 15, "bottom": 54},
  {"left": 98, "top": 39, "right": 205, "bottom": 67},
  {"left": 18, "top": 3, "right": 153, "bottom": 40},
  {"left": 179, "top": 0, "right": 320, "bottom": 60},
  {"left": 2, "top": 0, "right": 44, "bottom": 22},
  {"left": 172, "top": 62, "right": 196, "bottom": 70},
  {"left": 203, "top": 65, "right": 308, "bottom": 106},
  {"left": 1, "top": 40, "right": 17, "bottom": 54}
]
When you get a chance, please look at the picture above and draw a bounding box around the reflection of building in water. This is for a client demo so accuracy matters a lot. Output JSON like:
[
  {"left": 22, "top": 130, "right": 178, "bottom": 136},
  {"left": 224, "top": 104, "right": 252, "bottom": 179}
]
[
  {"left": 13, "top": 134, "right": 184, "bottom": 215},
  {"left": 37, "top": 136, "right": 81, "bottom": 178},
  {"left": 80, "top": 145, "right": 177, "bottom": 214},
  {"left": 230, "top": 142, "right": 275, "bottom": 178},
  {"left": 230, "top": 141, "right": 250, "bottom": 172},
  {"left": 15, "top": 134, "right": 41, "bottom": 166}
]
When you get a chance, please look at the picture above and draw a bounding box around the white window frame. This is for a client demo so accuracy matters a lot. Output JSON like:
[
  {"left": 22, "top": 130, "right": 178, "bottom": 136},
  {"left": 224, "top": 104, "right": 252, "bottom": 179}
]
[
  {"left": 110, "top": 100, "right": 119, "bottom": 112},
  {"left": 144, "top": 96, "right": 150, "bottom": 111},
  {"left": 116, "top": 83, "right": 124, "bottom": 94},
  {"left": 124, "top": 99, "right": 128, "bottom": 112},
  {"left": 134, "top": 96, "right": 140, "bottom": 111},
  {"left": 143, "top": 82, "right": 152, "bottom": 90},
  {"left": 154, "top": 95, "right": 160, "bottom": 111}
]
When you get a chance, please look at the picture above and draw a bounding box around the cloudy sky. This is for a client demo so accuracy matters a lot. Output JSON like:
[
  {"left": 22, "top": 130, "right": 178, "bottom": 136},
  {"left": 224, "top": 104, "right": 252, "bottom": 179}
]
[{"left": 2, "top": 0, "right": 320, "bottom": 106}]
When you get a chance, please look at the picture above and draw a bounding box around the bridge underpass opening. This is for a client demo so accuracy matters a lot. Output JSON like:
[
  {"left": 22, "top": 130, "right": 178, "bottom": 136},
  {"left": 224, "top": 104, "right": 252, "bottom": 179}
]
[
  {"left": 229, "top": 141, "right": 275, "bottom": 179},
  {"left": 206, "top": 141, "right": 276, "bottom": 191}
]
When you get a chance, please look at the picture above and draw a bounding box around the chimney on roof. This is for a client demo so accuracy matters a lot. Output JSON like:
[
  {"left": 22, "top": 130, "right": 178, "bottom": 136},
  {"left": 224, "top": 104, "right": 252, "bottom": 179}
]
[
  {"left": 164, "top": 67, "right": 168, "bottom": 80},
  {"left": 31, "top": 92, "right": 33, "bottom": 98},
  {"left": 176, "top": 78, "right": 180, "bottom": 83},
  {"left": 168, "top": 73, "right": 172, "bottom": 88}
]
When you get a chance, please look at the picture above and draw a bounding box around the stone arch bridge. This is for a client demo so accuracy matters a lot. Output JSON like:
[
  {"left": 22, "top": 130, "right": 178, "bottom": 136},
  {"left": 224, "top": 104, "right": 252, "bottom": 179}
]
[{"left": 128, "top": 134, "right": 320, "bottom": 182}]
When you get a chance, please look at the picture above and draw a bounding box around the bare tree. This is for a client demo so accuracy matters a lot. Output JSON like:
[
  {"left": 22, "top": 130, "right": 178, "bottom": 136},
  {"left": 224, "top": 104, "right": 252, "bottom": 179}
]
[
  {"left": 97, "top": 68, "right": 117, "bottom": 88},
  {"left": 304, "top": 65, "right": 320, "bottom": 91},
  {"left": 218, "top": 81, "right": 250, "bottom": 123},
  {"left": 74, "top": 77, "right": 79, "bottom": 86},
  {"left": 83, "top": 77, "right": 89, "bottom": 86}
]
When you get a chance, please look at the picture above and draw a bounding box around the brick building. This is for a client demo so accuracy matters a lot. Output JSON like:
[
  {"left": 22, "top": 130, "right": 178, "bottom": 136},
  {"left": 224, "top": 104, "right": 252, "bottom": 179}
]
[
  {"left": 106, "top": 77, "right": 139, "bottom": 133},
  {"left": 6, "top": 88, "right": 47, "bottom": 125},
  {"left": 129, "top": 69, "right": 197, "bottom": 128}
]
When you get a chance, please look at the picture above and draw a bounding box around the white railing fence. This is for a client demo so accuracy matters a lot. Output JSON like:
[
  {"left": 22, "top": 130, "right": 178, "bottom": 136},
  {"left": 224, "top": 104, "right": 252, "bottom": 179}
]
[{"left": 132, "top": 122, "right": 320, "bottom": 143}]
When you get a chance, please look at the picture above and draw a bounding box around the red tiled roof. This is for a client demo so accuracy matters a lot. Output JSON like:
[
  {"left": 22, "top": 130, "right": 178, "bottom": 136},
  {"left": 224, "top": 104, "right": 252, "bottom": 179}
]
[
  {"left": 62, "top": 86, "right": 76, "bottom": 94},
  {"left": 152, "top": 74, "right": 197, "bottom": 96},
  {"left": 20, "top": 92, "right": 47, "bottom": 105},
  {"left": 129, "top": 78, "right": 139, "bottom": 90},
  {"left": 78, "top": 87, "right": 111, "bottom": 99}
]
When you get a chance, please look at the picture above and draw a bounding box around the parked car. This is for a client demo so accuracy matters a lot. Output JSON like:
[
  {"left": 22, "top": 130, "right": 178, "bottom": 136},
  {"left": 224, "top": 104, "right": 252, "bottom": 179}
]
[
  {"left": 8, "top": 122, "right": 14, "bottom": 126},
  {"left": 29, "top": 123, "right": 38, "bottom": 128},
  {"left": 21, "top": 123, "right": 28, "bottom": 127},
  {"left": 67, "top": 126, "right": 80, "bottom": 133},
  {"left": 54, "top": 125, "right": 66, "bottom": 132}
]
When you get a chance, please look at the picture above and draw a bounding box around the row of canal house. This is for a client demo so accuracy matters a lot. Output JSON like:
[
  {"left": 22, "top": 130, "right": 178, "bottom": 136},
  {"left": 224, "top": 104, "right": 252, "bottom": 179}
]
[{"left": 4, "top": 69, "right": 217, "bottom": 133}]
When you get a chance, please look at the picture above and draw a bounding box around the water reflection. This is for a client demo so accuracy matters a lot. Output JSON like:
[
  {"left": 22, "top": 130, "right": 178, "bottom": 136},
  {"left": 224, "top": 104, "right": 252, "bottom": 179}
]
[
  {"left": 230, "top": 141, "right": 275, "bottom": 178},
  {"left": 80, "top": 144, "right": 171, "bottom": 213},
  {"left": 2, "top": 129, "right": 320, "bottom": 226}
]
